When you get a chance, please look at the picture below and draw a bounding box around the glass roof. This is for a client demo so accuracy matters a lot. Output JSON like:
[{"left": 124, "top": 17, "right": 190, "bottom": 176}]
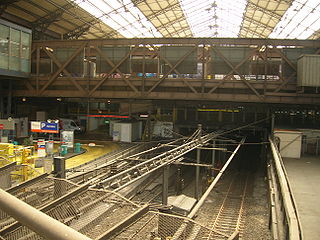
[
  {"left": 269, "top": 0, "right": 320, "bottom": 39},
  {"left": 70, "top": 0, "right": 320, "bottom": 40},
  {"left": 180, "top": 0, "right": 247, "bottom": 37},
  {"left": 72, "top": 0, "right": 162, "bottom": 38}
]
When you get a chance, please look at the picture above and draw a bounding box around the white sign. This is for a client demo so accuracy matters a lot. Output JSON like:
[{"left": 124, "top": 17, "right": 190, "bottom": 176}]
[
  {"left": 37, "top": 139, "right": 46, "bottom": 158},
  {"left": 61, "top": 130, "right": 74, "bottom": 148}
]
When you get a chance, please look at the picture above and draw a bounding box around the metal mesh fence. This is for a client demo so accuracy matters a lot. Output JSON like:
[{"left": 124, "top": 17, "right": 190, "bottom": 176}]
[
  {"left": 113, "top": 211, "right": 229, "bottom": 240},
  {"left": 2, "top": 189, "right": 140, "bottom": 240},
  {"left": 0, "top": 177, "right": 78, "bottom": 231}
]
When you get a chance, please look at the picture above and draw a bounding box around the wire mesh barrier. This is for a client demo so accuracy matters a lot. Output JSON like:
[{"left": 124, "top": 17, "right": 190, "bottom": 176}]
[
  {"left": 67, "top": 143, "right": 153, "bottom": 184},
  {"left": 0, "top": 157, "right": 11, "bottom": 168},
  {"left": 112, "top": 211, "right": 229, "bottom": 240},
  {"left": 1, "top": 189, "right": 141, "bottom": 240},
  {"left": 0, "top": 177, "right": 78, "bottom": 231},
  {"left": 10, "top": 165, "right": 42, "bottom": 185}
]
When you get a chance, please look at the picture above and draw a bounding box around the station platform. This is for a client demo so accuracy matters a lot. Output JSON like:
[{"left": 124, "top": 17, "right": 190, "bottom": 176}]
[{"left": 283, "top": 156, "right": 320, "bottom": 240}]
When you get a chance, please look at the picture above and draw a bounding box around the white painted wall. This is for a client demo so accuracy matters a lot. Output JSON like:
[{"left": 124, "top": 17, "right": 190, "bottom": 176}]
[{"left": 274, "top": 130, "right": 302, "bottom": 158}]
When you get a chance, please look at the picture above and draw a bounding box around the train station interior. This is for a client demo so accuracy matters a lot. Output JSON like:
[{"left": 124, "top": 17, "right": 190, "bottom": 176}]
[{"left": 0, "top": 0, "right": 319, "bottom": 239}]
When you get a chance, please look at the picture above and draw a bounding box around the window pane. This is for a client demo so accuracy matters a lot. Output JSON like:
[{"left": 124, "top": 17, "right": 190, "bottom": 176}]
[
  {"left": 0, "top": 54, "right": 9, "bottom": 69},
  {"left": 11, "top": 28, "right": 20, "bottom": 43},
  {"left": 0, "top": 39, "right": 9, "bottom": 54},
  {"left": 0, "top": 25, "right": 9, "bottom": 39},
  {"left": 21, "top": 46, "right": 29, "bottom": 59},
  {"left": 21, "top": 32, "right": 30, "bottom": 46},
  {"left": 21, "top": 59, "right": 30, "bottom": 72},
  {"left": 11, "top": 42, "right": 20, "bottom": 57},
  {"left": 10, "top": 56, "right": 20, "bottom": 71}
]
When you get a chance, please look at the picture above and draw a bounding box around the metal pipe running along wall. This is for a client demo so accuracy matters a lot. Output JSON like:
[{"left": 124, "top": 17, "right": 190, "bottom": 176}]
[{"left": 0, "top": 188, "right": 92, "bottom": 240}]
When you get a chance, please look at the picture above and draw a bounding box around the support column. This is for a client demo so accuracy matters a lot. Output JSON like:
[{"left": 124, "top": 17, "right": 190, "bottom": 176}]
[
  {"left": 7, "top": 80, "right": 12, "bottom": 117},
  {"left": 0, "top": 81, "right": 3, "bottom": 118},
  {"left": 162, "top": 165, "right": 169, "bottom": 205},
  {"left": 212, "top": 140, "right": 216, "bottom": 177},
  {"left": 271, "top": 113, "right": 275, "bottom": 138},
  {"left": 195, "top": 124, "right": 202, "bottom": 200}
]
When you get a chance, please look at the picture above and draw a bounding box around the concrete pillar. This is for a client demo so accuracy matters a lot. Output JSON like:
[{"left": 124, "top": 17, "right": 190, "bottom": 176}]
[{"left": 162, "top": 165, "right": 169, "bottom": 205}]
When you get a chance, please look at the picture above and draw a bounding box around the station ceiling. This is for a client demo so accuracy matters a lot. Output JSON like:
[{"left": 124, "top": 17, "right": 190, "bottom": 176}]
[{"left": 1, "top": 0, "right": 320, "bottom": 40}]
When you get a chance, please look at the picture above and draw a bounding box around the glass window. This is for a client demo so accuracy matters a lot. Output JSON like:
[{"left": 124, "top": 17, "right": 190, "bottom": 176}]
[
  {"left": 21, "top": 59, "right": 30, "bottom": 72},
  {"left": 21, "top": 46, "right": 29, "bottom": 59},
  {"left": 21, "top": 32, "right": 30, "bottom": 46},
  {"left": 11, "top": 42, "right": 20, "bottom": 57},
  {"left": 0, "top": 24, "right": 9, "bottom": 39},
  {"left": 0, "top": 54, "right": 9, "bottom": 69},
  {"left": 0, "top": 39, "right": 9, "bottom": 54},
  {"left": 11, "top": 28, "right": 20, "bottom": 43},
  {"left": 9, "top": 56, "right": 20, "bottom": 71}
]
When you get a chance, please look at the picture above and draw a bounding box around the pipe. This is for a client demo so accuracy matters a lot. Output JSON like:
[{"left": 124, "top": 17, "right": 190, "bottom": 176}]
[{"left": 0, "top": 188, "right": 92, "bottom": 240}]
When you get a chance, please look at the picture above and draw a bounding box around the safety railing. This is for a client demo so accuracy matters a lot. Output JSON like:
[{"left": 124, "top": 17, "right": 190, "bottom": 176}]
[{"left": 268, "top": 137, "right": 302, "bottom": 240}]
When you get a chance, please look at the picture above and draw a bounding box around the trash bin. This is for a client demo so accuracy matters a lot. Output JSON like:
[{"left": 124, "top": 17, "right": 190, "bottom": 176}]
[
  {"left": 74, "top": 143, "right": 81, "bottom": 153},
  {"left": 60, "top": 145, "right": 68, "bottom": 156}
]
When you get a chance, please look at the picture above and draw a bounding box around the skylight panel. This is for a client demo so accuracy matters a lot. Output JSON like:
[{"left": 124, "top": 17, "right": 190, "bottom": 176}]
[
  {"left": 72, "top": 0, "right": 162, "bottom": 38},
  {"left": 269, "top": 0, "right": 320, "bottom": 39},
  {"left": 180, "top": 0, "right": 247, "bottom": 37}
]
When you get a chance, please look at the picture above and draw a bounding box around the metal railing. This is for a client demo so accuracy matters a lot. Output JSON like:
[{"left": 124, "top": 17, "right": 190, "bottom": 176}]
[{"left": 268, "top": 137, "right": 302, "bottom": 240}]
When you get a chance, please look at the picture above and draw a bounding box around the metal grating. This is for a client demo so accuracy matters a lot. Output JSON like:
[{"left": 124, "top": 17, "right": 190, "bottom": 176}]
[
  {"left": 0, "top": 177, "right": 78, "bottom": 231},
  {"left": 112, "top": 211, "right": 228, "bottom": 240},
  {"left": 2, "top": 189, "right": 140, "bottom": 240}
]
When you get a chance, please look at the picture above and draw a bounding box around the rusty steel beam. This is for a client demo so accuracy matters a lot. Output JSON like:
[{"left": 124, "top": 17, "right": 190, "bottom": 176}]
[
  {"left": 26, "top": 77, "right": 298, "bottom": 90},
  {"left": 148, "top": 45, "right": 198, "bottom": 94},
  {"left": 39, "top": 42, "right": 87, "bottom": 95},
  {"left": 13, "top": 89, "right": 320, "bottom": 105},
  {"left": 32, "top": 38, "right": 320, "bottom": 48}
]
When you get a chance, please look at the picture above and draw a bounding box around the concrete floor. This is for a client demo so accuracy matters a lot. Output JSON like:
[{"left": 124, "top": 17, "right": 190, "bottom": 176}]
[{"left": 283, "top": 156, "right": 320, "bottom": 240}]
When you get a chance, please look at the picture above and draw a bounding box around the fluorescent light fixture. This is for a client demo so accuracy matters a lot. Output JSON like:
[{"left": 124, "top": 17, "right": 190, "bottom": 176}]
[
  {"left": 269, "top": 0, "right": 320, "bottom": 39},
  {"left": 72, "top": 0, "right": 162, "bottom": 38},
  {"left": 180, "top": 0, "right": 247, "bottom": 37}
]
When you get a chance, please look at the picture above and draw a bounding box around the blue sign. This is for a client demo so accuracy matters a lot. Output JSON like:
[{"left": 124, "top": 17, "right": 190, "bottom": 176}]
[{"left": 40, "top": 122, "right": 59, "bottom": 133}]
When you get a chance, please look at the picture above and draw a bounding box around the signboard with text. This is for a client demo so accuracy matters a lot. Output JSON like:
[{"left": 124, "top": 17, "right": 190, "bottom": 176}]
[{"left": 31, "top": 121, "right": 59, "bottom": 133}]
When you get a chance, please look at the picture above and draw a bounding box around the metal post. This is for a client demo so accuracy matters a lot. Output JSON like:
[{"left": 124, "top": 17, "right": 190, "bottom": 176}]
[
  {"left": 195, "top": 124, "right": 202, "bottom": 200},
  {"left": 162, "top": 165, "right": 169, "bottom": 205},
  {"left": 212, "top": 140, "right": 216, "bottom": 176},
  {"left": 271, "top": 113, "right": 275, "bottom": 138},
  {"left": 53, "top": 156, "right": 66, "bottom": 178},
  {"left": 0, "top": 188, "right": 92, "bottom": 240},
  {"left": 7, "top": 80, "right": 12, "bottom": 117},
  {"left": 0, "top": 80, "right": 3, "bottom": 118}
]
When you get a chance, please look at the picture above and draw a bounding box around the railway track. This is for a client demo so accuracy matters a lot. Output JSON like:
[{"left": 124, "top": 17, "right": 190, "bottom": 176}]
[{"left": 202, "top": 171, "right": 249, "bottom": 239}]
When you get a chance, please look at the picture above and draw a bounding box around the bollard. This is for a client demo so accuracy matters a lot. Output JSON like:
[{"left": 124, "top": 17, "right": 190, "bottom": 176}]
[
  {"left": 74, "top": 143, "right": 81, "bottom": 153},
  {"left": 60, "top": 145, "right": 68, "bottom": 156}
]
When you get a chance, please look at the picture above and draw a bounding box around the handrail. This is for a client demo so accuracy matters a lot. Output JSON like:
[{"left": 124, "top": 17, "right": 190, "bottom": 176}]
[{"left": 269, "top": 137, "right": 302, "bottom": 240}]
